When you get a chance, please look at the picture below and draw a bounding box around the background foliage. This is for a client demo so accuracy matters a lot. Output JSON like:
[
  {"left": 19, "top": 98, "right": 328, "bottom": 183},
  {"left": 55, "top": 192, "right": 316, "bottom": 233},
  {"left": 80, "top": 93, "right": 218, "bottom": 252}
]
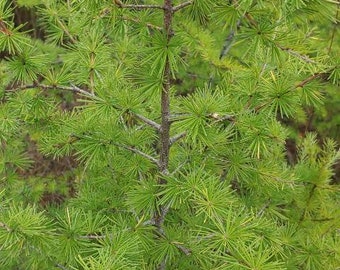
[{"left": 0, "top": 0, "right": 339, "bottom": 269}]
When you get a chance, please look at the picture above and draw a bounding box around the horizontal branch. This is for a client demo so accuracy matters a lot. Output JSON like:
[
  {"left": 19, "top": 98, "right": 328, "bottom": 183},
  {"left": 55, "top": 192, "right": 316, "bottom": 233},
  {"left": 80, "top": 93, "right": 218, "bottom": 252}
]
[
  {"left": 114, "top": 142, "right": 160, "bottom": 166},
  {"left": 56, "top": 264, "right": 70, "bottom": 270},
  {"left": 278, "top": 45, "right": 316, "bottom": 64},
  {"left": 8, "top": 83, "right": 162, "bottom": 130},
  {"left": 122, "top": 16, "right": 162, "bottom": 31},
  {"left": 173, "top": 1, "right": 193, "bottom": 12},
  {"left": 143, "top": 219, "right": 156, "bottom": 226},
  {"left": 295, "top": 72, "right": 327, "bottom": 88},
  {"left": 79, "top": 234, "right": 107, "bottom": 239},
  {"left": 209, "top": 113, "right": 235, "bottom": 123},
  {"left": 7, "top": 83, "right": 95, "bottom": 98},
  {"left": 170, "top": 132, "right": 187, "bottom": 146},
  {"left": 310, "top": 217, "right": 335, "bottom": 222},
  {"left": 278, "top": 69, "right": 334, "bottom": 97},
  {"left": 114, "top": 0, "right": 164, "bottom": 10},
  {"left": 253, "top": 68, "right": 334, "bottom": 112},
  {"left": 134, "top": 113, "right": 161, "bottom": 131},
  {"left": 169, "top": 113, "right": 191, "bottom": 123}
]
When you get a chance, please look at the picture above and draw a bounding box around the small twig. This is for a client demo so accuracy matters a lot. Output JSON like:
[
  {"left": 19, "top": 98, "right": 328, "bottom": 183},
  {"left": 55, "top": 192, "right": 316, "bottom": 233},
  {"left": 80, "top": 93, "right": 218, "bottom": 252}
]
[
  {"left": 259, "top": 63, "right": 267, "bottom": 77},
  {"left": 278, "top": 45, "right": 316, "bottom": 64},
  {"left": 295, "top": 72, "right": 326, "bottom": 88},
  {"left": 198, "top": 233, "right": 216, "bottom": 240},
  {"left": 173, "top": 242, "right": 192, "bottom": 255},
  {"left": 78, "top": 234, "right": 107, "bottom": 239},
  {"left": 0, "top": 221, "right": 11, "bottom": 232},
  {"left": 169, "top": 159, "right": 188, "bottom": 175},
  {"left": 252, "top": 68, "right": 333, "bottom": 112},
  {"left": 209, "top": 113, "right": 235, "bottom": 123},
  {"left": 55, "top": 17, "right": 77, "bottom": 44},
  {"left": 327, "top": 3, "right": 339, "bottom": 54},
  {"left": 299, "top": 184, "right": 317, "bottom": 224},
  {"left": 114, "top": 143, "right": 160, "bottom": 166},
  {"left": 257, "top": 199, "right": 271, "bottom": 217},
  {"left": 169, "top": 132, "right": 187, "bottom": 146},
  {"left": 0, "top": 20, "right": 11, "bottom": 35},
  {"left": 122, "top": 16, "right": 162, "bottom": 31},
  {"left": 219, "top": 0, "right": 259, "bottom": 60},
  {"left": 134, "top": 113, "right": 162, "bottom": 131},
  {"left": 114, "top": 0, "right": 164, "bottom": 10},
  {"left": 158, "top": 259, "right": 167, "bottom": 270},
  {"left": 153, "top": 205, "right": 170, "bottom": 233},
  {"left": 55, "top": 264, "right": 70, "bottom": 270},
  {"left": 69, "top": 84, "right": 96, "bottom": 97},
  {"left": 219, "top": 19, "right": 242, "bottom": 59},
  {"left": 143, "top": 219, "right": 156, "bottom": 226},
  {"left": 169, "top": 113, "right": 191, "bottom": 123},
  {"left": 173, "top": 1, "right": 193, "bottom": 12},
  {"left": 310, "top": 218, "right": 335, "bottom": 222}
]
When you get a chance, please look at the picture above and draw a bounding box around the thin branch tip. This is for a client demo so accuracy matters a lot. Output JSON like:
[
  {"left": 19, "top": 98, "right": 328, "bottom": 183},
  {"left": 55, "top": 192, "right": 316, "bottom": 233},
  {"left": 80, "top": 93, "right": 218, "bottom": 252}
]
[
  {"left": 114, "top": 0, "right": 164, "bottom": 10},
  {"left": 115, "top": 143, "right": 160, "bottom": 166},
  {"left": 170, "top": 132, "right": 187, "bottom": 146},
  {"left": 7, "top": 83, "right": 95, "bottom": 97},
  {"left": 134, "top": 113, "right": 161, "bottom": 131},
  {"left": 173, "top": 1, "right": 193, "bottom": 12}
]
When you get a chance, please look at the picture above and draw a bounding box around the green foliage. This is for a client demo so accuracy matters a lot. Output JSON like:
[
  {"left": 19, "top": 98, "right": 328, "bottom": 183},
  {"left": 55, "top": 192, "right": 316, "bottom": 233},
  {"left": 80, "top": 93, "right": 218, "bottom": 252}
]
[
  {"left": 0, "top": 199, "right": 55, "bottom": 269},
  {"left": 0, "top": 0, "right": 339, "bottom": 269}
]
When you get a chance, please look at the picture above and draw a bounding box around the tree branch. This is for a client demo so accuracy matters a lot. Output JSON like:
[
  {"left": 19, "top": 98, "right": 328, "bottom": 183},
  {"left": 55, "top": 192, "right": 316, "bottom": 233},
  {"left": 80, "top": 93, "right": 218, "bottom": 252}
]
[
  {"left": 253, "top": 68, "right": 334, "bottom": 113},
  {"left": 173, "top": 242, "right": 192, "bottom": 255},
  {"left": 169, "top": 132, "right": 187, "bottom": 146},
  {"left": 328, "top": 3, "right": 339, "bottom": 54},
  {"left": 79, "top": 234, "right": 106, "bottom": 239},
  {"left": 7, "top": 83, "right": 95, "bottom": 98},
  {"left": 56, "top": 264, "right": 70, "bottom": 270},
  {"left": 169, "top": 113, "right": 191, "bottom": 123},
  {"left": 55, "top": 17, "right": 77, "bottom": 44},
  {"left": 257, "top": 199, "right": 271, "bottom": 217},
  {"left": 114, "top": 143, "right": 160, "bottom": 166},
  {"left": 173, "top": 1, "right": 193, "bottom": 12},
  {"left": 134, "top": 113, "right": 162, "bottom": 131},
  {"left": 7, "top": 83, "right": 162, "bottom": 130},
  {"left": 295, "top": 72, "right": 327, "bottom": 88},
  {"left": 0, "top": 221, "right": 11, "bottom": 232},
  {"left": 122, "top": 16, "right": 162, "bottom": 31},
  {"left": 219, "top": 19, "right": 242, "bottom": 59},
  {"left": 209, "top": 113, "right": 235, "bottom": 123},
  {"left": 170, "top": 160, "right": 188, "bottom": 175},
  {"left": 153, "top": 205, "right": 169, "bottom": 234},
  {"left": 278, "top": 45, "right": 316, "bottom": 64},
  {"left": 114, "top": 0, "right": 164, "bottom": 10},
  {"left": 158, "top": 0, "right": 173, "bottom": 176}
]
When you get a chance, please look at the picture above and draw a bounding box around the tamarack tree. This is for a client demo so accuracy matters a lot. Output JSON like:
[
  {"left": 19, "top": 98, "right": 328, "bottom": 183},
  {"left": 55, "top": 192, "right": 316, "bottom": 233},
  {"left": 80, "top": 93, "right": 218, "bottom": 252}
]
[{"left": 0, "top": 0, "right": 339, "bottom": 269}]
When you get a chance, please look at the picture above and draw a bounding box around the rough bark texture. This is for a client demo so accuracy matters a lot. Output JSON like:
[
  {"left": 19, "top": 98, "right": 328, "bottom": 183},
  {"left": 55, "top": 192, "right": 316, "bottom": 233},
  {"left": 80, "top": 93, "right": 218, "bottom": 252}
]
[
  {"left": 156, "top": 1, "right": 173, "bottom": 269},
  {"left": 159, "top": 0, "right": 173, "bottom": 177}
]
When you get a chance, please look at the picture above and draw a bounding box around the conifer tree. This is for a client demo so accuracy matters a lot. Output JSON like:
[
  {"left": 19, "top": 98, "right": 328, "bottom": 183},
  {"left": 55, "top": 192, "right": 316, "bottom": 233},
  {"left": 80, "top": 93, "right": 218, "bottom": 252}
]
[{"left": 0, "top": 0, "right": 339, "bottom": 269}]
